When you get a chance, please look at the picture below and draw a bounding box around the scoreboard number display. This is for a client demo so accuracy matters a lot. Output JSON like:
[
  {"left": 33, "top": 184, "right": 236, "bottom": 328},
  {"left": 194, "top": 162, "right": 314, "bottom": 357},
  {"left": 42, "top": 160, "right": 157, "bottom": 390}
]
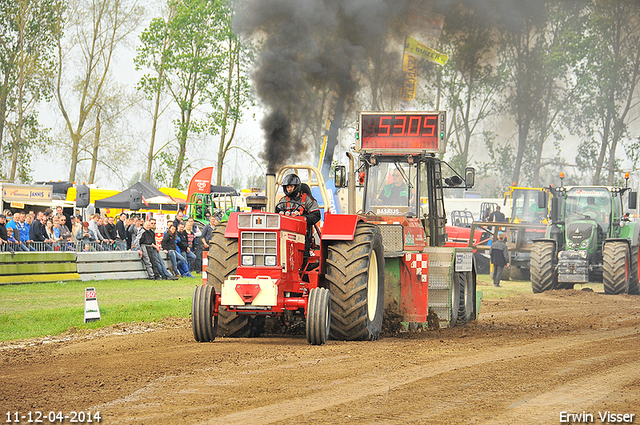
[{"left": 357, "top": 111, "right": 446, "bottom": 154}]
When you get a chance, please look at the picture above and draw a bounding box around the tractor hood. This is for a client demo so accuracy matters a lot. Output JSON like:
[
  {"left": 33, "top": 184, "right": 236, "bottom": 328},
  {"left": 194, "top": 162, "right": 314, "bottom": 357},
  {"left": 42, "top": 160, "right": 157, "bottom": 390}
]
[{"left": 565, "top": 220, "right": 598, "bottom": 250}]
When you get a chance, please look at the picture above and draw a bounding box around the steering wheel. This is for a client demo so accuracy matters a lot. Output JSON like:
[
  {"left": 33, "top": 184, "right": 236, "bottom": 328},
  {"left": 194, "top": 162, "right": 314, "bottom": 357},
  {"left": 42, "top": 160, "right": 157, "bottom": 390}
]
[{"left": 276, "top": 198, "right": 305, "bottom": 216}]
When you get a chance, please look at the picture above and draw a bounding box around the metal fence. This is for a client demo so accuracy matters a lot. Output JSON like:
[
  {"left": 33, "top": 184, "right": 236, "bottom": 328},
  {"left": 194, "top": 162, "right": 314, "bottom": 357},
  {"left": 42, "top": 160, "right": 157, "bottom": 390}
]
[{"left": 2, "top": 240, "right": 129, "bottom": 252}]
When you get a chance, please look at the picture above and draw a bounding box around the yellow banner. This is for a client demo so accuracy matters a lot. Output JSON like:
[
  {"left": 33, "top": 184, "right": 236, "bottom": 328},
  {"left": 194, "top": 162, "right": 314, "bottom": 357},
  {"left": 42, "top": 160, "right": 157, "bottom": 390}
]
[
  {"left": 400, "top": 52, "right": 418, "bottom": 101},
  {"left": 404, "top": 36, "right": 448, "bottom": 67}
]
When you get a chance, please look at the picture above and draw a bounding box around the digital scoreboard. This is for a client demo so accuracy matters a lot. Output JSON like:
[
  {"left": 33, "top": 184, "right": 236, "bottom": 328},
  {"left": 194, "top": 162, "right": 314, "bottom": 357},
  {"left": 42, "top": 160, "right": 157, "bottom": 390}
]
[{"left": 356, "top": 112, "right": 446, "bottom": 154}]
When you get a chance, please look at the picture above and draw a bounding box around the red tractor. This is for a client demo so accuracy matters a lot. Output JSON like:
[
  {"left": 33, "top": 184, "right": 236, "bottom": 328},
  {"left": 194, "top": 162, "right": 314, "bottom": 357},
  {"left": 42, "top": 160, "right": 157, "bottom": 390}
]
[
  {"left": 192, "top": 111, "right": 477, "bottom": 345},
  {"left": 193, "top": 165, "right": 384, "bottom": 345}
]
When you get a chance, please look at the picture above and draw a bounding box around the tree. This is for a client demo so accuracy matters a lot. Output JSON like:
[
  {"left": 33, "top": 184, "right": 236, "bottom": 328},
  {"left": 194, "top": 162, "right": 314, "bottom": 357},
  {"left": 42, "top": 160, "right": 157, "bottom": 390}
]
[
  {"left": 209, "top": 2, "right": 253, "bottom": 185},
  {"left": 573, "top": 0, "right": 640, "bottom": 185},
  {"left": 436, "top": 4, "right": 504, "bottom": 174},
  {"left": 55, "top": 0, "right": 144, "bottom": 182},
  {"left": 0, "top": 0, "right": 62, "bottom": 182},
  {"left": 137, "top": 0, "right": 239, "bottom": 189}
]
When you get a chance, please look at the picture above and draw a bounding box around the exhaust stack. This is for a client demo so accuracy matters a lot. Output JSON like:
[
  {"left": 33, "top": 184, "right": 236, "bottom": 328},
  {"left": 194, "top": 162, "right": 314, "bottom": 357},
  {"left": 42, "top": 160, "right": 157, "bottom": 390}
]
[{"left": 266, "top": 173, "right": 276, "bottom": 213}]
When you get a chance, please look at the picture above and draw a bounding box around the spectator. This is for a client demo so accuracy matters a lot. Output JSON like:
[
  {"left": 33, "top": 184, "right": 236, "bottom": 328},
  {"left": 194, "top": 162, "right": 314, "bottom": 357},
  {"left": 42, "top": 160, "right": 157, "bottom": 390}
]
[
  {"left": 194, "top": 196, "right": 210, "bottom": 221},
  {"left": 76, "top": 221, "right": 97, "bottom": 249},
  {"left": 58, "top": 216, "right": 73, "bottom": 250},
  {"left": 172, "top": 210, "right": 185, "bottom": 229},
  {"left": 186, "top": 217, "right": 202, "bottom": 271},
  {"left": 5, "top": 211, "right": 17, "bottom": 234},
  {"left": 115, "top": 213, "right": 128, "bottom": 249},
  {"left": 106, "top": 216, "right": 117, "bottom": 240},
  {"left": 200, "top": 215, "right": 220, "bottom": 251},
  {"left": 0, "top": 214, "right": 14, "bottom": 252},
  {"left": 52, "top": 216, "right": 62, "bottom": 239},
  {"left": 83, "top": 244, "right": 91, "bottom": 252},
  {"left": 20, "top": 213, "right": 35, "bottom": 251},
  {"left": 97, "top": 216, "right": 115, "bottom": 249},
  {"left": 162, "top": 224, "right": 192, "bottom": 277},
  {"left": 56, "top": 206, "right": 72, "bottom": 232},
  {"left": 45, "top": 218, "right": 59, "bottom": 249},
  {"left": 176, "top": 222, "right": 197, "bottom": 271},
  {"left": 88, "top": 214, "right": 107, "bottom": 250},
  {"left": 7, "top": 228, "right": 28, "bottom": 251},
  {"left": 71, "top": 215, "right": 83, "bottom": 243},
  {"left": 140, "top": 220, "right": 176, "bottom": 280},
  {"left": 127, "top": 216, "right": 141, "bottom": 250},
  {"left": 30, "top": 211, "right": 53, "bottom": 250}
]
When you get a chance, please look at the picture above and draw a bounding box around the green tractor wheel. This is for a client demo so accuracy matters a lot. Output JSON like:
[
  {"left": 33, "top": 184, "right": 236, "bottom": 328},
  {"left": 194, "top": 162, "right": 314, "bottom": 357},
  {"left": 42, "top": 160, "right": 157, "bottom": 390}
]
[
  {"left": 603, "top": 241, "right": 630, "bottom": 295},
  {"left": 530, "top": 241, "right": 557, "bottom": 293}
]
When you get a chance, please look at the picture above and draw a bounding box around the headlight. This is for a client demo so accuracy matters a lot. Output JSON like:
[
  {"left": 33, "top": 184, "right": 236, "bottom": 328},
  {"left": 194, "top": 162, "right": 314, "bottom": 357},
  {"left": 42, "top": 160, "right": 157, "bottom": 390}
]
[
  {"left": 566, "top": 240, "right": 574, "bottom": 249},
  {"left": 264, "top": 255, "right": 277, "bottom": 266},
  {"left": 241, "top": 255, "right": 254, "bottom": 266},
  {"left": 580, "top": 239, "right": 590, "bottom": 249}
]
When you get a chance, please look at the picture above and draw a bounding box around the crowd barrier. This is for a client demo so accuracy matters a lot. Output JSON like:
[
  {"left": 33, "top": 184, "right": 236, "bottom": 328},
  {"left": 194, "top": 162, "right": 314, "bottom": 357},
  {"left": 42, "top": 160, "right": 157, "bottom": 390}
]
[
  {"left": 1, "top": 240, "right": 128, "bottom": 253},
  {"left": 0, "top": 251, "right": 174, "bottom": 285}
]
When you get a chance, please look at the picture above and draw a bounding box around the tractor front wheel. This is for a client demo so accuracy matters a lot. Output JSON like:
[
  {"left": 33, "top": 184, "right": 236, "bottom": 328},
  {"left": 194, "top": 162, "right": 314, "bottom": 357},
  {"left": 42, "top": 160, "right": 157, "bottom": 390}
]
[
  {"left": 306, "top": 287, "right": 331, "bottom": 345},
  {"left": 207, "top": 224, "right": 261, "bottom": 337},
  {"left": 531, "top": 242, "right": 557, "bottom": 293},
  {"left": 192, "top": 284, "right": 218, "bottom": 342},
  {"left": 603, "top": 242, "right": 629, "bottom": 295},
  {"left": 326, "top": 223, "right": 385, "bottom": 341}
]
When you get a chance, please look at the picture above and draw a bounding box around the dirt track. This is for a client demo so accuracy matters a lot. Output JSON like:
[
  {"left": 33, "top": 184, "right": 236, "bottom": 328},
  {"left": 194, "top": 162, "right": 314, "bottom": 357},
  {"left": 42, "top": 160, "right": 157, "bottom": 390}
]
[{"left": 2, "top": 284, "right": 639, "bottom": 425}]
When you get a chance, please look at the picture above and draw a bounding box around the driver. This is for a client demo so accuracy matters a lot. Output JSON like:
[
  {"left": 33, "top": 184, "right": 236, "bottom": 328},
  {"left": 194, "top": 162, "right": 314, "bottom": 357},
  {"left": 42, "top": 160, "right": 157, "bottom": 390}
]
[
  {"left": 276, "top": 174, "right": 321, "bottom": 257},
  {"left": 377, "top": 170, "right": 409, "bottom": 205},
  {"left": 584, "top": 197, "right": 601, "bottom": 221}
]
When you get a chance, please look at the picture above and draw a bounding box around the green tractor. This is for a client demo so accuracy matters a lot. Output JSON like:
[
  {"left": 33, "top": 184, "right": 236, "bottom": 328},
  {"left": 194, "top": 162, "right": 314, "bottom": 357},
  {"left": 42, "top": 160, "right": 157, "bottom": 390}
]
[{"left": 531, "top": 182, "right": 639, "bottom": 295}]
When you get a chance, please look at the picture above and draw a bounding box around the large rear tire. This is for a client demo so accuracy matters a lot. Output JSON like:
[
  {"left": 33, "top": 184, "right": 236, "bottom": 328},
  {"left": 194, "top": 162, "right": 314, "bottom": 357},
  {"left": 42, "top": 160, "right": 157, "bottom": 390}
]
[
  {"left": 192, "top": 284, "right": 218, "bottom": 342},
  {"left": 207, "top": 224, "right": 257, "bottom": 337},
  {"left": 603, "top": 242, "right": 629, "bottom": 295},
  {"left": 326, "top": 223, "right": 384, "bottom": 341},
  {"left": 456, "top": 271, "right": 476, "bottom": 325},
  {"left": 530, "top": 242, "right": 557, "bottom": 293},
  {"left": 306, "top": 287, "right": 331, "bottom": 345}
]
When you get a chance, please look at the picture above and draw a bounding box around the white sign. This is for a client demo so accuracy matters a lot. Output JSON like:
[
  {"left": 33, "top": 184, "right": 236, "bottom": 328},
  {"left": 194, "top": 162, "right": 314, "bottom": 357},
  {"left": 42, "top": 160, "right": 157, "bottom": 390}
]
[{"left": 455, "top": 251, "right": 473, "bottom": 272}]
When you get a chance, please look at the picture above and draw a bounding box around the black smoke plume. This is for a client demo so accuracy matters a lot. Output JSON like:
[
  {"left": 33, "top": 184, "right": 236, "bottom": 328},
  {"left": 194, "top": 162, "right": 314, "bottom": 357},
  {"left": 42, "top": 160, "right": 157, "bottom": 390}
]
[{"left": 234, "top": 0, "right": 415, "bottom": 173}]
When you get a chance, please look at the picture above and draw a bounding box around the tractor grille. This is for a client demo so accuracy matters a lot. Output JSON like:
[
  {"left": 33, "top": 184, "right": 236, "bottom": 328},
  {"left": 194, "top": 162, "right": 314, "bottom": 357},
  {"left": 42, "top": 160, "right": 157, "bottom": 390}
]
[
  {"left": 240, "top": 232, "right": 277, "bottom": 266},
  {"left": 567, "top": 222, "right": 593, "bottom": 245},
  {"left": 377, "top": 224, "right": 404, "bottom": 253},
  {"left": 238, "top": 213, "right": 280, "bottom": 229}
]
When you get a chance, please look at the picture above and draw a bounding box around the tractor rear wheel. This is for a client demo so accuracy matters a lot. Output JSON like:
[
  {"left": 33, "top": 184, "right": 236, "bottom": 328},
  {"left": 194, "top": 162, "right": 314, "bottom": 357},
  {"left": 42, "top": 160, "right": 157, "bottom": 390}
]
[
  {"left": 530, "top": 242, "right": 557, "bottom": 293},
  {"left": 456, "top": 271, "right": 476, "bottom": 325},
  {"left": 192, "top": 284, "right": 217, "bottom": 342},
  {"left": 207, "top": 224, "right": 258, "bottom": 337},
  {"left": 306, "top": 287, "right": 331, "bottom": 345},
  {"left": 326, "top": 223, "right": 384, "bottom": 341},
  {"left": 603, "top": 242, "right": 629, "bottom": 295}
]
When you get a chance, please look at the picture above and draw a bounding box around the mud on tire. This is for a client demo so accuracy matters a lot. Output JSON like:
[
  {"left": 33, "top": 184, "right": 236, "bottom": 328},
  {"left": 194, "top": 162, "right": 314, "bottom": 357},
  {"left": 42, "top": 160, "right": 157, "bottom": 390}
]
[
  {"left": 326, "top": 222, "right": 384, "bottom": 341},
  {"left": 530, "top": 241, "right": 557, "bottom": 293},
  {"left": 206, "top": 224, "right": 262, "bottom": 337},
  {"left": 603, "top": 241, "right": 630, "bottom": 295}
]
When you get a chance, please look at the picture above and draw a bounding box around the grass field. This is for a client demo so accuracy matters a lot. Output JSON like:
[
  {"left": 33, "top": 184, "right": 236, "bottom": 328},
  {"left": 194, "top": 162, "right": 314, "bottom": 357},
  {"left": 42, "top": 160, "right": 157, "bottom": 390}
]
[
  {"left": 0, "top": 277, "right": 199, "bottom": 342},
  {"left": 0, "top": 274, "right": 605, "bottom": 343}
]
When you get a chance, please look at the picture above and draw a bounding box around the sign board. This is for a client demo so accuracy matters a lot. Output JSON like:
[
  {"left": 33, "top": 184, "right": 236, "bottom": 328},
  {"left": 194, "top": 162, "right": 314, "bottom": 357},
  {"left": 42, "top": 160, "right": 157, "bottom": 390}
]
[
  {"left": 455, "top": 251, "right": 473, "bottom": 272},
  {"left": 84, "top": 287, "right": 101, "bottom": 323},
  {"left": 1, "top": 184, "right": 52, "bottom": 203},
  {"left": 357, "top": 112, "right": 446, "bottom": 154}
]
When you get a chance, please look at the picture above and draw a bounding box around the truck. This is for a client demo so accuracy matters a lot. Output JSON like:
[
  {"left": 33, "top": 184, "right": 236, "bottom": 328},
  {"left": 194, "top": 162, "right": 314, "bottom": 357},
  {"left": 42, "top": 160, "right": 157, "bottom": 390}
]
[
  {"left": 192, "top": 111, "right": 478, "bottom": 345},
  {"left": 530, "top": 175, "right": 639, "bottom": 295}
]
